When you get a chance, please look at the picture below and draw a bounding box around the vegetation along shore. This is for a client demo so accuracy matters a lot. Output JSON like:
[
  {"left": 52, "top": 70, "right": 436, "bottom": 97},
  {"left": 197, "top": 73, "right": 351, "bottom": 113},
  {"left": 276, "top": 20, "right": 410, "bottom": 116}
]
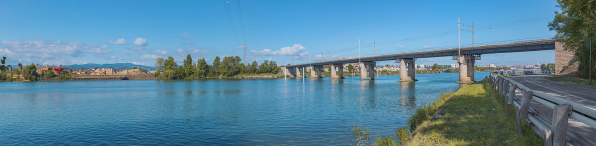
[{"left": 352, "top": 79, "right": 542, "bottom": 146}]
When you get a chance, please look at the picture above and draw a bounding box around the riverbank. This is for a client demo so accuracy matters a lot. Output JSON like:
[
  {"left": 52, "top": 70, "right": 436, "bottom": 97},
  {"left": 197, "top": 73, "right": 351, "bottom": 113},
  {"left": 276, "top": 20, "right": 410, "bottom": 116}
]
[{"left": 396, "top": 79, "right": 542, "bottom": 145}]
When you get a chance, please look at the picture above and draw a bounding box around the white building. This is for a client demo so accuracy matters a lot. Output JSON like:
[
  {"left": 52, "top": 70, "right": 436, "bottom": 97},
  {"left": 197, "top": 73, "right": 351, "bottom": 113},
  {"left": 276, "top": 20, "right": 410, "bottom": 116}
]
[
  {"left": 450, "top": 64, "right": 459, "bottom": 68},
  {"left": 419, "top": 64, "right": 425, "bottom": 68},
  {"left": 489, "top": 64, "right": 496, "bottom": 68}
]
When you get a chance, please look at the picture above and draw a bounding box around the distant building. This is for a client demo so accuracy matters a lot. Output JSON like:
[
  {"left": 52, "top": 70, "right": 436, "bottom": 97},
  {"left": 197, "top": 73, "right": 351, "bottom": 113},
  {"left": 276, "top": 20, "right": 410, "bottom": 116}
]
[
  {"left": 489, "top": 64, "right": 496, "bottom": 68},
  {"left": 419, "top": 64, "right": 425, "bottom": 68},
  {"left": 450, "top": 64, "right": 458, "bottom": 68}
]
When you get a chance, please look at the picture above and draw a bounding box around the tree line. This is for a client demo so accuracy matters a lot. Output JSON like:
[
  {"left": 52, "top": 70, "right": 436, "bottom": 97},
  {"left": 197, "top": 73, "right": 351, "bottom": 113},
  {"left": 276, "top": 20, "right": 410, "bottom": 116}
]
[{"left": 154, "top": 54, "right": 281, "bottom": 79}]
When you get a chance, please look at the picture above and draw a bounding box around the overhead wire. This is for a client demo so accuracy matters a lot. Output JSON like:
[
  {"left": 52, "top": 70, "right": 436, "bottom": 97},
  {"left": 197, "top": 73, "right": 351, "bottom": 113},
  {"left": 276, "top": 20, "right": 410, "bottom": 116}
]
[
  {"left": 322, "top": 16, "right": 555, "bottom": 56},
  {"left": 237, "top": 0, "right": 247, "bottom": 45},
  {"left": 221, "top": 0, "right": 241, "bottom": 45}
]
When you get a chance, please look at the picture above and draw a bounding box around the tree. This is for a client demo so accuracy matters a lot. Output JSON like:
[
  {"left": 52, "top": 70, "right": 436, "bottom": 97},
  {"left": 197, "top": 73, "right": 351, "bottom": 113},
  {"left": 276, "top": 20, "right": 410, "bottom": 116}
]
[
  {"left": 250, "top": 61, "right": 258, "bottom": 73},
  {"left": 21, "top": 64, "right": 38, "bottom": 81},
  {"left": 196, "top": 58, "right": 209, "bottom": 78},
  {"left": 155, "top": 57, "right": 165, "bottom": 78},
  {"left": 269, "top": 61, "right": 278, "bottom": 74},
  {"left": 385, "top": 64, "right": 390, "bottom": 67},
  {"left": 549, "top": 1, "right": 596, "bottom": 79},
  {"left": 42, "top": 70, "right": 55, "bottom": 79},
  {"left": 0, "top": 56, "right": 5, "bottom": 71},
  {"left": 183, "top": 54, "right": 194, "bottom": 78},
  {"left": 347, "top": 64, "right": 355, "bottom": 72},
  {"left": 432, "top": 63, "right": 439, "bottom": 70},
  {"left": 161, "top": 57, "right": 177, "bottom": 79}
]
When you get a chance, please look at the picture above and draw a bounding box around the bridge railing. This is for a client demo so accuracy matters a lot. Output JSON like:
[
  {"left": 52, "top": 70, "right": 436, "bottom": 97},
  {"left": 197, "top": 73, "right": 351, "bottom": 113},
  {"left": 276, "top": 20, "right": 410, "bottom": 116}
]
[
  {"left": 297, "top": 37, "right": 555, "bottom": 66},
  {"left": 488, "top": 72, "right": 596, "bottom": 146},
  {"left": 501, "top": 70, "right": 556, "bottom": 76}
]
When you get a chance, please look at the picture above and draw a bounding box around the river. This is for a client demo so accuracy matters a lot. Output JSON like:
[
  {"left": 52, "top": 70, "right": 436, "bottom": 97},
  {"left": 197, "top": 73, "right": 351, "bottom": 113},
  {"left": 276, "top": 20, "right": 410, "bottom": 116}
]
[{"left": 0, "top": 72, "right": 490, "bottom": 145}]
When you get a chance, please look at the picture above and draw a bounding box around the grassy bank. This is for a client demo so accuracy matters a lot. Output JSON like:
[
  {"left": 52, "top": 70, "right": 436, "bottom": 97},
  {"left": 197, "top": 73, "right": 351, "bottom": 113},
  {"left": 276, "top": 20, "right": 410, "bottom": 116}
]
[
  {"left": 400, "top": 80, "right": 542, "bottom": 145},
  {"left": 547, "top": 74, "right": 596, "bottom": 90},
  {"left": 357, "top": 79, "right": 543, "bottom": 146}
]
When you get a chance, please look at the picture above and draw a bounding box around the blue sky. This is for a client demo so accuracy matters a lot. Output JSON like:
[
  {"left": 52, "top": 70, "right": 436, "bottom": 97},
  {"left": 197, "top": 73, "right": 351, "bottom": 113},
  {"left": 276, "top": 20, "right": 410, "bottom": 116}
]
[{"left": 0, "top": 0, "right": 559, "bottom": 66}]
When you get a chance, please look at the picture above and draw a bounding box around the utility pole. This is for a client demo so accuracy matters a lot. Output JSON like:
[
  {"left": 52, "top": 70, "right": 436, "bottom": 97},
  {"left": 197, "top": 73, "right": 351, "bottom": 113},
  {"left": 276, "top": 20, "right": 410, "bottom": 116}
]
[
  {"left": 472, "top": 22, "right": 474, "bottom": 47},
  {"left": 374, "top": 40, "right": 376, "bottom": 56},
  {"left": 458, "top": 18, "right": 461, "bottom": 55}
]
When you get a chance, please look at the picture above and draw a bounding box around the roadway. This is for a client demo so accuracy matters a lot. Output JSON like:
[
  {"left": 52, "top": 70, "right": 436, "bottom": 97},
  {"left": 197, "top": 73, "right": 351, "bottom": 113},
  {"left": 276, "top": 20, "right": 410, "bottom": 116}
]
[{"left": 507, "top": 75, "right": 596, "bottom": 145}]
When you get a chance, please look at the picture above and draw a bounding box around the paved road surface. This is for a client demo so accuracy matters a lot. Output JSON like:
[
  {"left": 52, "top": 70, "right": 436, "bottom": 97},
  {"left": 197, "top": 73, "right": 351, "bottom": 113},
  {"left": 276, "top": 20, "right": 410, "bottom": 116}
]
[{"left": 507, "top": 75, "right": 596, "bottom": 145}]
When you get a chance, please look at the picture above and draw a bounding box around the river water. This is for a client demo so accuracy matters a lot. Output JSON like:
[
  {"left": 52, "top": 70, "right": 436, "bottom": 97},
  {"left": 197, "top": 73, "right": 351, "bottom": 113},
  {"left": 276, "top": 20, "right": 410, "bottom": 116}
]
[{"left": 0, "top": 72, "right": 490, "bottom": 145}]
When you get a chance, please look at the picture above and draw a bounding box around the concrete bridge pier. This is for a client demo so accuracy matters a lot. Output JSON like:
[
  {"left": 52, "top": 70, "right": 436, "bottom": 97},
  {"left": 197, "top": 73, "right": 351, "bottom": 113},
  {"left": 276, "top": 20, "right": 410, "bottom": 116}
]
[
  {"left": 316, "top": 66, "right": 322, "bottom": 78},
  {"left": 292, "top": 67, "right": 302, "bottom": 78},
  {"left": 467, "top": 55, "right": 475, "bottom": 81},
  {"left": 398, "top": 58, "right": 416, "bottom": 82},
  {"left": 359, "top": 61, "right": 376, "bottom": 80},
  {"left": 457, "top": 54, "right": 475, "bottom": 83},
  {"left": 310, "top": 65, "right": 322, "bottom": 78},
  {"left": 331, "top": 64, "right": 344, "bottom": 79},
  {"left": 407, "top": 60, "right": 416, "bottom": 81}
]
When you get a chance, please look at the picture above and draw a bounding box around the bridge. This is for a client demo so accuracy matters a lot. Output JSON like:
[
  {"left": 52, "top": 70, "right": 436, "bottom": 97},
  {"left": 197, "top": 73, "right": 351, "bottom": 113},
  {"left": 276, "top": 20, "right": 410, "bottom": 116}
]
[{"left": 285, "top": 39, "right": 558, "bottom": 83}]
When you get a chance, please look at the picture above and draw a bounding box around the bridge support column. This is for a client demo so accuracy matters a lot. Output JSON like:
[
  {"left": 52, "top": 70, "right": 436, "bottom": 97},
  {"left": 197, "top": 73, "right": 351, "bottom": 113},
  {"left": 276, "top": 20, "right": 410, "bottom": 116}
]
[
  {"left": 457, "top": 55, "right": 472, "bottom": 83},
  {"left": 407, "top": 60, "right": 416, "bottom": 81},
  {"left": 368, "top": 62, "right": 375, "bottom": 80},
  {"left": 359, "top": 61, "right": 375, "bottom": 80},
  {"left": 360, "top": 62, "right": 368, "bottom": 80},
  {"left": 337, "top": 64, "right": 345, "bottom": 79},
  {"left": 316, "top": 66, "right": 322, "bottom": 78},
  {"left": 398, "top": 58, "right": 416, "bottom": 82},
  {"left": 294, "top": 67, "right": 302, "bottom": 78},
  {"left": 331, "top": 64, "right": 344, "bottom": 79},
  {"left": 310, "top": 66, "right": 316, "bottom": 78},
  {"left": 467, "top": 55, "right": 475, "bottom": 81}
]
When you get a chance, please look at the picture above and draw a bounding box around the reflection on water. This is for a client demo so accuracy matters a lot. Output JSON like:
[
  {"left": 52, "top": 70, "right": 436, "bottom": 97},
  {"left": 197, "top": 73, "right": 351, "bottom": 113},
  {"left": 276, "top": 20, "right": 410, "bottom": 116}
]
[
  {"left": 0, "top": 72, "right": 490, "bottom": 145},
  {"left": 400, "top": 81, "right": 417, "bottom": 108}
]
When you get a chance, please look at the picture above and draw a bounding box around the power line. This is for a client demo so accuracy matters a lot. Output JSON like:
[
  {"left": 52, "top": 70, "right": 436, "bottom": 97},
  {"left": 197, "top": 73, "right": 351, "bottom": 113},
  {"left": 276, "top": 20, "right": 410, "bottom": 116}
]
[
  {"left": 221, "top": 0, "right": 241, "bottom": 45},
  {"left": 237, "top": 0, "right": 246, "bottom": 45},
  {"left": 322, "top": 17, "right": 554, "bottom": 55}
]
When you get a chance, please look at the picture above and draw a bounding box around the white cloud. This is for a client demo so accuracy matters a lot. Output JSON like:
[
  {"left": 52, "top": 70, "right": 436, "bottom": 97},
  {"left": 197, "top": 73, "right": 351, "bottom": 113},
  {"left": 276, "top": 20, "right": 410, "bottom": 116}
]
[
  {"left": 108, "top": 39, "right": 128, "bottom": 45},
  {"left": 1, "top": 40, "right": 111, "bottom": 60},
  {"left": 132, "top": 62, "right": 146, "bottom": 65},
  {"left": 236, "top": 45, "right": 246, "bottom": 49},
  {"left": 251, "top": 44, "right": 306, "bottom": 56},
  {"left": 0, "top": 48, "right": 15, "bottom": 56},
  {"left": 130, "top": 46, "right": 146, "bottom": 51},
  {"left": 422, "top": 45, "right": 431, "bottom": 49},
  {"left": 42, "top": 59, "right": 88, "bottom": 65},
  {"left": 396, "top": 45, "right": 406, "bottom": 48},
  {"left": 123, "top": 50, "right": 135, "bottom": 55},
  {"left": 177, "top": 47, "right": 213, "bottom": 55},
  {"left": 179, "top": 32, "right": 195, "bottom": 39},
  {"left": 133, "top": 37, "right": 148, "bottom": 46},
  {"left": 140, "top": 54, "right": 160, "bottom": 60},
  {"left": 314, "top": 54, "right": 342, "bottom": 61},
  {"left": 154, "top": 50, "right": 168, "bottom": 55}
]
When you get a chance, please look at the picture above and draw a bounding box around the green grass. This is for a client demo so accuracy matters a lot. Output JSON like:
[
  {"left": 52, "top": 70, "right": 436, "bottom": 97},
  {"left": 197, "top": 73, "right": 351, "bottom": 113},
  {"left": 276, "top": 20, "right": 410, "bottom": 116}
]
[
  {"left": 547, "top": 74, "right": 596, "bottom": 90},
  {"left": 401, "top": 80, "right": 543, "bottom": 145}
]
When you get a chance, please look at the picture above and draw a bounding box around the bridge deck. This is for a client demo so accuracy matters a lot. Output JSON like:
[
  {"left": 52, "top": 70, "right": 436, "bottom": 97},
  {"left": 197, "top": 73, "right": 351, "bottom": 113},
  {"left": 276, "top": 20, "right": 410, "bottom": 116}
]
[{"left": 287, "top": 39, "right": 556, "bottom": 68}]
